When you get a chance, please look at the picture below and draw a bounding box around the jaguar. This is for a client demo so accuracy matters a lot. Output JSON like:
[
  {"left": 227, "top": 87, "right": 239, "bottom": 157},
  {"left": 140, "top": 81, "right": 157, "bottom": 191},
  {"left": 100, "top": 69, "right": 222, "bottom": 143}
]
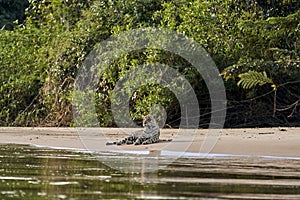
[{"left": 106, "top": 114, "right": 160, "bottom": 145}]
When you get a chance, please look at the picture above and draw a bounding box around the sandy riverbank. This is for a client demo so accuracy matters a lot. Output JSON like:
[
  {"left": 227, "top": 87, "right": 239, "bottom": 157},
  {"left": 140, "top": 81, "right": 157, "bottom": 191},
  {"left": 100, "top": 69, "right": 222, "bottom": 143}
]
[{"left": 0, "top": 127, "right": 299, "bottom": 157}]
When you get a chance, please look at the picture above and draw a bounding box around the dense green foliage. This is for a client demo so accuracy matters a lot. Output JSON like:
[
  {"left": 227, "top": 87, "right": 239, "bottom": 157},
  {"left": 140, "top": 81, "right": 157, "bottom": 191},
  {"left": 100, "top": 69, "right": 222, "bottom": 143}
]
[{"left": 0, "top": 0, "right": 299, "bottom": 127}]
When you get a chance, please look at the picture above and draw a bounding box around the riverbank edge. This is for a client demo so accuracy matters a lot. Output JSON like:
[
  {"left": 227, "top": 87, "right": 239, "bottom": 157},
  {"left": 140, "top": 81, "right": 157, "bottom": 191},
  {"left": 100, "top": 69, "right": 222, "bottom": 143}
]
[{"left": 0, "top": 127, "right": 299, "bottom": 158}]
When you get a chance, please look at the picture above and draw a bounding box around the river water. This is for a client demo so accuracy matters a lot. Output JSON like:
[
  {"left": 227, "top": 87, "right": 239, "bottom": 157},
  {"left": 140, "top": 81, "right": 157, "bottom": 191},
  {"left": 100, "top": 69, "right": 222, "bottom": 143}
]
[{"left": 0, "top": 144, "right": 299, "bottom": 199}]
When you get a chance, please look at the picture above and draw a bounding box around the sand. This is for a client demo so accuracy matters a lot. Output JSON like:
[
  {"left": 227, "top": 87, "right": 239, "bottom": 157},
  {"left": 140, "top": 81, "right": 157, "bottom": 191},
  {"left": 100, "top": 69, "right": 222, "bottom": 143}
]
[{"left": 0, "top": 127, "right": 299, "bottom": 158}]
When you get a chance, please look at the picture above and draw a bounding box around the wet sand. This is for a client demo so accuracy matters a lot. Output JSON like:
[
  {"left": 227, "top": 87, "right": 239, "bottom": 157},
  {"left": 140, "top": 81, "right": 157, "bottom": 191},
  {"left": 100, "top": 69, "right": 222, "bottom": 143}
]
[{"left": 0, "top": 127, "right": 299, "bottom": 157}]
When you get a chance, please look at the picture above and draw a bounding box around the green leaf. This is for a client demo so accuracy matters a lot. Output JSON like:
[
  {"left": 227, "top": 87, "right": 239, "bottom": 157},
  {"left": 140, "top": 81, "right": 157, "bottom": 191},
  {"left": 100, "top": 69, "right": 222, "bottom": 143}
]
[{"left": 237, "top": 71, "right": 274, "bottom": 89}]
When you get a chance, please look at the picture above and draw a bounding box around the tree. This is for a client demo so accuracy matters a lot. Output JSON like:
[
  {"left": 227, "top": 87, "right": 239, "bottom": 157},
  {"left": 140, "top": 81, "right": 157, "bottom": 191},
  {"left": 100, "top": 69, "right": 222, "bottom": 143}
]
[{"left": 0, "top": 0, "right": 299, "bottom": 127}]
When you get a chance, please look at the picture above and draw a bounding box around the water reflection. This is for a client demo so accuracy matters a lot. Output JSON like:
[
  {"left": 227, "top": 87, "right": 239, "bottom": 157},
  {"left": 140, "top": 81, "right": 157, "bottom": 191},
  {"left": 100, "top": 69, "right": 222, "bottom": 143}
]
[{"left": 0, "top": 144, "right": 299, "bottom": 199}]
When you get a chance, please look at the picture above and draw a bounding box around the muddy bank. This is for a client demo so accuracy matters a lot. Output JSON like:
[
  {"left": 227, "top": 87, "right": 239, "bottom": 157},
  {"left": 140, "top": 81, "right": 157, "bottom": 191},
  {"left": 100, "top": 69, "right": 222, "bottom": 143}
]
[{"left": 0, "top": 127, "right": 299, "bottom": 157}]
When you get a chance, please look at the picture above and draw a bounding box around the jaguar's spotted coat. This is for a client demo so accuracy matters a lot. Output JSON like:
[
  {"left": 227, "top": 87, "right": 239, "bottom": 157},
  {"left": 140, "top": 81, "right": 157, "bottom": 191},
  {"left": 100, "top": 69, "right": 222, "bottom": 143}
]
[{"left": 107, "top": 115, "right": 160, "bottom": 145}]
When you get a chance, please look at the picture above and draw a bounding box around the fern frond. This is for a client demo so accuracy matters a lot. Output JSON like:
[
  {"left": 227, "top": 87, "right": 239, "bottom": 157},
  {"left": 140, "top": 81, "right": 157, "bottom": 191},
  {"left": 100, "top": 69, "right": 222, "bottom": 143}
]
[{"left": 237, "top": 71, "right": 273, "bottom": 89}]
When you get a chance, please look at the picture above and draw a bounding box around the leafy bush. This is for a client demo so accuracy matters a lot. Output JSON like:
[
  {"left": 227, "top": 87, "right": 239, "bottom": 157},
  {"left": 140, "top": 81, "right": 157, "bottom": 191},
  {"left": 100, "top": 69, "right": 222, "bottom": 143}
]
[{"left": 0, "top": 0, "right": 299, "bottom": 127}]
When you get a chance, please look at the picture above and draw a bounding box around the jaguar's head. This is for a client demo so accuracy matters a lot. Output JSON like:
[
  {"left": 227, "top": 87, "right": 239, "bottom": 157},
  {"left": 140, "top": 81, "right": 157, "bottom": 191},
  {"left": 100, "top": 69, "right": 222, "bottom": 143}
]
[{"left": 142, "top": 114, "right": 157, "bottom": 128}]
